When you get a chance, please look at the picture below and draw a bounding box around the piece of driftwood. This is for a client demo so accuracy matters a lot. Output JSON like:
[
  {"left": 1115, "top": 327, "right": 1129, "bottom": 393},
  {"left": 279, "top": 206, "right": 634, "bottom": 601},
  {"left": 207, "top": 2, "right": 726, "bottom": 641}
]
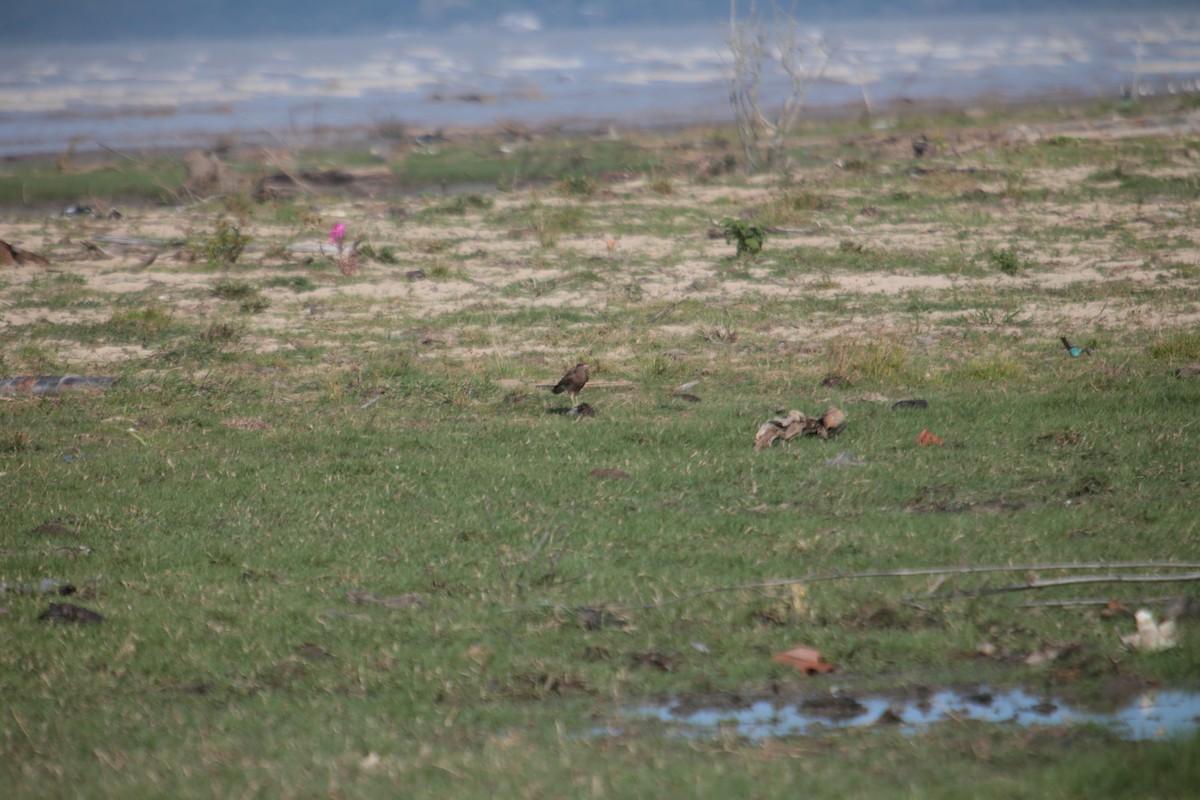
[
  {"left": 533, "top": 379, "right": 634, "bottom": 391},
  {"left": 1120, "top": 609, "right": 1177, "bottom": 651},
  {"left": 256, "top": 166, "right": 397, "bottom": 199},
  {"left": 0, "top": 376, "right": 118, "bottom": 396},
  {"left": 755, "top": 406, "right": 845, "bottom": 449},
  {"left": 0, "top": 239, "right": 50, "bottom": 267},
  {"left": 94, "top": 234, "right": 188, "bottom": 248}
]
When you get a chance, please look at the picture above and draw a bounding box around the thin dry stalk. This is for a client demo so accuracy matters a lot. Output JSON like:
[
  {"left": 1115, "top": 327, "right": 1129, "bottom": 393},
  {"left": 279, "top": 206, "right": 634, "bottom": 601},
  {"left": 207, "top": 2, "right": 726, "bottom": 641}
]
[
  {"left": 723, "top": 0, "right": 836, "bottom": 171},
  {"left": 506, "top": 562, "right": 1200, "bottom": 613},
  {"left": 929, "top": 571, "right": 1200, "bottom": 600}
]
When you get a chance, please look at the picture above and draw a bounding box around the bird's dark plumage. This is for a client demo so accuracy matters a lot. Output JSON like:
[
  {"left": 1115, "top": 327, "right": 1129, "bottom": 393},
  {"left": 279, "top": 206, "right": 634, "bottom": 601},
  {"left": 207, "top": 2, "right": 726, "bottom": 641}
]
[
  {"left": 1060, "top": 336, "right": 1090, "bottom": 357},
  {"left": 552, "top": 363, "right": 589, "bottom": 402}
]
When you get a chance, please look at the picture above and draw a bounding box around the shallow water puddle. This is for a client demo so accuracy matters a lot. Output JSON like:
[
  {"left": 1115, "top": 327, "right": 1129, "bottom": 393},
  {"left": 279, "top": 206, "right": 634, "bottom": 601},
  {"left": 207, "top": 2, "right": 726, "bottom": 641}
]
[{"left": 621, "top": 687, "right": 1200, "bottom": 741}]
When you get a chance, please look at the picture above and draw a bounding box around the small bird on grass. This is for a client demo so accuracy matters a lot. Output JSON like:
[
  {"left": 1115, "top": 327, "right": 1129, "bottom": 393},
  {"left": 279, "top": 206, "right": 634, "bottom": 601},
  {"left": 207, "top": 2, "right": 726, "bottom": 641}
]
[
  {"left": 1060, "top": 336, "right": 1091, "bottom": 357},
  {"left": 551, "top": 362, "right": 589, "bottom": 403}
]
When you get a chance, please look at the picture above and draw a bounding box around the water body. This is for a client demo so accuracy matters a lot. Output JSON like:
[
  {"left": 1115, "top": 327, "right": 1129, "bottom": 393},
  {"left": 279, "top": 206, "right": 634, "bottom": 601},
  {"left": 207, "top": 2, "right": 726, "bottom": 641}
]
[
  {"left": 2, "top": 12, "right": 1199, "bottom": 157},
  {"left": 620, "top": 686, "right": 1200, "bottom": 741}
]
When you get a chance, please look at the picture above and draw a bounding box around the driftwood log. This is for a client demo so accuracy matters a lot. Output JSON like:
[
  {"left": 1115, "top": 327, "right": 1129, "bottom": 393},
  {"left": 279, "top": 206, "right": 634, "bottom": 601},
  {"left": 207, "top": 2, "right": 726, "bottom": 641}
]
[
  {"left": 0, "top": 240, "right": 50, "bottom": 267},
  {"left": 755, "top": 406, "right": 845, "bottom": 449}
]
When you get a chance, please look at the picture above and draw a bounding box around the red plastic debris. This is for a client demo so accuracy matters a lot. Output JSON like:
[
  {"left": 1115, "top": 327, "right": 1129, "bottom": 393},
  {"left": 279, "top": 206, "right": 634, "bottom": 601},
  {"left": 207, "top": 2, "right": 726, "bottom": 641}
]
[
  {"left": 916, "top": 429, "right": 944, "bottom": 447},
  {"left": 772, "top": 646, "right": 836, "bottom": 675}
]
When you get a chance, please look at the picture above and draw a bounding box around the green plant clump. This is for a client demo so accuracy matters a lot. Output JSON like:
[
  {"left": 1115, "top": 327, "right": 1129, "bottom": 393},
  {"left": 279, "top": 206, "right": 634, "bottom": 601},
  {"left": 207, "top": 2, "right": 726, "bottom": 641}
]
[
  {"left": 201, "top": 220, "right": 251, "bottom": 265},
  {"left": 557, "top": 175, "right": 597, "bottom": 198},
  {"left": 356, "top": 244, "right": 400, "bottom": 264},
  {"left": 240, "top": 296, "right": 271, "bottom": 314},
  {"left": 989, "top": 246, "right": 1024, "bottom": 276},
  {"left": 105, "top": 306, "right": 172, "bottom": 339},
  {"left": 210, "top": 280, "right": 257, "bottom": 300},
  {"left": 723, "top": 218, "right": 766, "bottom": 257},
  {"left": 263, "top": 275, "right": 318, "bottom": 292}
]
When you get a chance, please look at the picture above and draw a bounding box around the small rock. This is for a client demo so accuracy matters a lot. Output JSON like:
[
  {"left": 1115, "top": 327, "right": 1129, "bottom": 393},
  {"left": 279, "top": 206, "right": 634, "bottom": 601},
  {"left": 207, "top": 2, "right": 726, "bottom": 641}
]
[
  {"left": 576, "top": 606, "right": 627, "bottom": 631},
  {"left": 567, "top": 403, "right": 595, "bottom": 418},
  {"left": 297, "top": 643, "right": 333, "bottom": 661},
  {"left": 876, "top": 708, "right": 903, "bottom": 725},
  {"left": 38, "top": 602, "right": 103, "bottom": 624},
  {"left": 1175, "top": 363, "right": 1200, "bottom": 378},
  {"left": 590, "top": 468, "right": 630, "bottom": 480}
]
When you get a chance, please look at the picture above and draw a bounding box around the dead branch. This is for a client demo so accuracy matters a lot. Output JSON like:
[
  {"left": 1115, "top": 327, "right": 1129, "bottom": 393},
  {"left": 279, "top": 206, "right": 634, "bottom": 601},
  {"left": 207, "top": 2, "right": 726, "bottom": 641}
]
[
  {"left": 723, "top": 0, "right": 836, "bottom": 171},
  {"left": 1018, "top": 595, "right": 1183, "bottom": 609},
  {"left": 723, "top": 0, "right": 767, "bottom": 169},
  {"left": 505, "top": 561, "right": 1200, "bottom": 613},
  {"left": 532, "top": 379, "right": 635, "bottom": 391},
  {"left": 928, "top": 571, "right": 1200, "bottom": 600},
  {"left": 94, "top": 234, "right": 189, "bottom": 248},
  {"left": 769, "top": 9, "right": 836, "bottom": 162}
]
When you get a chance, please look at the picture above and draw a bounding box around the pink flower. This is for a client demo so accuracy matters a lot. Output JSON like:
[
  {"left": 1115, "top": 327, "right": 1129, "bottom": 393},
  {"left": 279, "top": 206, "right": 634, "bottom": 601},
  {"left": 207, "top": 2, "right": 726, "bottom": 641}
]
[{"left": 329, "top": 223, "right": 347, "bottom": 245}]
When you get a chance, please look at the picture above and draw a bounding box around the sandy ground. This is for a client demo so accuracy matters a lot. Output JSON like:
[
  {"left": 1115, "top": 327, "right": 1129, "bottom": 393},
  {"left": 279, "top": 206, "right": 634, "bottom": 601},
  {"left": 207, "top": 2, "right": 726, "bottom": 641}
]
[{"left": 2, "top": 119, "right": 1199, "bottom": 371}]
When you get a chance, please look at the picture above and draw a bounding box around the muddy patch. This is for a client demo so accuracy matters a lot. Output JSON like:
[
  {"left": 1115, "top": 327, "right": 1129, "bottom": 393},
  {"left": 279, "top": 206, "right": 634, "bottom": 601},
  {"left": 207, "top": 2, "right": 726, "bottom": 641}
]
[{"left": 615, "top": 683, "right": 1200, "bottom": 741}]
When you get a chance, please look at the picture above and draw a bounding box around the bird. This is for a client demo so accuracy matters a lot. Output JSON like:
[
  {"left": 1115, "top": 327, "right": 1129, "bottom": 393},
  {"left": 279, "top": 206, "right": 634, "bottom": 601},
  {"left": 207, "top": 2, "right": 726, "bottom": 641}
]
[
  {"left": 551, "top": 362, "right": 589, "bottom": 403},
  {"left": 912, "top": 134, "right": 930, "bottom": 158},
  {"left": 1060, "top": 336, "right": 1091, "bottom": 357}
]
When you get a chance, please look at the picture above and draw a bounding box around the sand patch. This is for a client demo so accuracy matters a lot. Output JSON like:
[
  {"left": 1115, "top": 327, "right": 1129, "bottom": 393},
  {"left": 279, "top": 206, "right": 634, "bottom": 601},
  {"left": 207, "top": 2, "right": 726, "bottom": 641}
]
[
  {"left": 1, "top": 308, "right": 108, "bottom": 328},
  {"left": 51, "top": 343, "right": 156, "bottom": 365},
  {"left": 4, "top": 113, "right": 1200, "bottom": 371}
]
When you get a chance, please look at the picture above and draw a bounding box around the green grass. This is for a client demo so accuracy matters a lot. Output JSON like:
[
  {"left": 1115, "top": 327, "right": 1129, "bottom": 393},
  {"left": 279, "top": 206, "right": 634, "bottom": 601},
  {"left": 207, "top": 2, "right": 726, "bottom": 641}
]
[
  {"left": 417, "top": 193, "right": 495, "bottom": 218},
  {"left": 210, "top": 279, "right": 258, "bottom": 300},
  {"left": 103, "top": 305, "right": 175, "bottom": 340},
  {"left": 262, "top": 275, "right": 318, "bottom": 292},
  {"left": 393, "top": 139, "right": 661, "bottom": 190},
  {"left": 4, "top": 343, "right": 1200, "bottom": 798},
  {"left": 0, "top": 160, "right": 185, "bottom": 206},
  {"left": 3, "top": 100, "right": 1200, "bottom": 798},
  {"left": 774, "top": 244, "right": 978, "bottom": 276}
]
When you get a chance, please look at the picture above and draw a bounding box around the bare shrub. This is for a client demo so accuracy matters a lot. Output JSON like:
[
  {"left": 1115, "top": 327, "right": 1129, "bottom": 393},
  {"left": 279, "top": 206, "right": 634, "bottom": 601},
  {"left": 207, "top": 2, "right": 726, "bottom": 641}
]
[{"left": 723, "top": 1, "right": 836, "bottom": 173}]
